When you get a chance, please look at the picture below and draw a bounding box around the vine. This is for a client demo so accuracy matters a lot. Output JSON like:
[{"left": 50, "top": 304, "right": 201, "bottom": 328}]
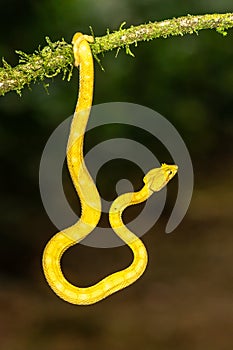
[{"left": 0, "top": 13, "right": 233, "bottom": 96}]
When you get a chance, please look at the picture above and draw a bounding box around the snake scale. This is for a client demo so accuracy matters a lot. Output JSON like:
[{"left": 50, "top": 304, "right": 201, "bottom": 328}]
[{"left": 42, "top": 33, "right": 178, "bottom": 305}]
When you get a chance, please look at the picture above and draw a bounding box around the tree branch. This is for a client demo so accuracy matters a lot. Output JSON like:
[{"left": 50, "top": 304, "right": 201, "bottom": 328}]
[{"left": 1, "top": 13, "right": 233, "bottom": 96}]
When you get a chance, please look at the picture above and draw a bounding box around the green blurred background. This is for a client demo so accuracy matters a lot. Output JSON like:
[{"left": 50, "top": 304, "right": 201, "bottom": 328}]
[{"left": 0, "top": 1, "right": 232, "bottom": 349}]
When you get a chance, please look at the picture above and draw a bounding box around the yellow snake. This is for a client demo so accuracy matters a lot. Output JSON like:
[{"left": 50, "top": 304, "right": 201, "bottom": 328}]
[{"left": 42, "top": 33, "right": 178, "bottom": 305}]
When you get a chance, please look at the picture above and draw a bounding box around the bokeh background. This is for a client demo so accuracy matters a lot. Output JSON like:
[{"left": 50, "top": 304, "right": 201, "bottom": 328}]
[{"left": 0, "top": 1, "right": 233, "bottom": 349}]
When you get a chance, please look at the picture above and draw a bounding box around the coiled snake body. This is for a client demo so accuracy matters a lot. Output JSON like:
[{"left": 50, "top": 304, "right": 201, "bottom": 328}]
[{"left": 42, "top": 33, "right": 178, "bottom": 305}]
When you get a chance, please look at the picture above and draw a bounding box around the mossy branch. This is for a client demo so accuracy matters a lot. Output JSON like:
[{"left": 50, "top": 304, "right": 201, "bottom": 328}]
[{"left": 1, "top": 12, "right": 233, "bottom": 96}]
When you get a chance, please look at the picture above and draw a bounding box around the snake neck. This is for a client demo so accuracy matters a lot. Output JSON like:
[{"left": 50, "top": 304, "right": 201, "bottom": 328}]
[
  {"left": 109, "top": 184, "right": 153, "bottom": 235},
  {"left": 130, "top": 185, "right": 153, "bottom": 206},
  {"left": 110, "top": 185, "right": 152, "bottom": 214}
]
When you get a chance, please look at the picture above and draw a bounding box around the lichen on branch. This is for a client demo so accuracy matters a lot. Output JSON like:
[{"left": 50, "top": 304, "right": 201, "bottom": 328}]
[{"left": 1, "top": 12, "right": 233, "bottom": 96}]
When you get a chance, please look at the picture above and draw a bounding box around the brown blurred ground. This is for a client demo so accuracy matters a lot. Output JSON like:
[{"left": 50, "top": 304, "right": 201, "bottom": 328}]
[{"left": 0, "top": 163, "right": 232, "bottom": 350}]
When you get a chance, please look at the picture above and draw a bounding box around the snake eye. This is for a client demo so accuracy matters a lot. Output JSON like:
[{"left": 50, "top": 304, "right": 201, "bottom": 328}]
[{"left": 166, "top": 168, "right": 177, "bottom": 181}]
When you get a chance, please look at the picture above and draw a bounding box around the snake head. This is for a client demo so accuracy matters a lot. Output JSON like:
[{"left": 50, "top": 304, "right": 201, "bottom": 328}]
[{"left": 143, "top": 163, "right": 178, "bottom": 192}]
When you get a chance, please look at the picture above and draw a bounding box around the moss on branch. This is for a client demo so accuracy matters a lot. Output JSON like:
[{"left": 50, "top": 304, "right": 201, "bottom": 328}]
[{"left": 1, "top": 12, "right": 233, "bottom": 96}]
